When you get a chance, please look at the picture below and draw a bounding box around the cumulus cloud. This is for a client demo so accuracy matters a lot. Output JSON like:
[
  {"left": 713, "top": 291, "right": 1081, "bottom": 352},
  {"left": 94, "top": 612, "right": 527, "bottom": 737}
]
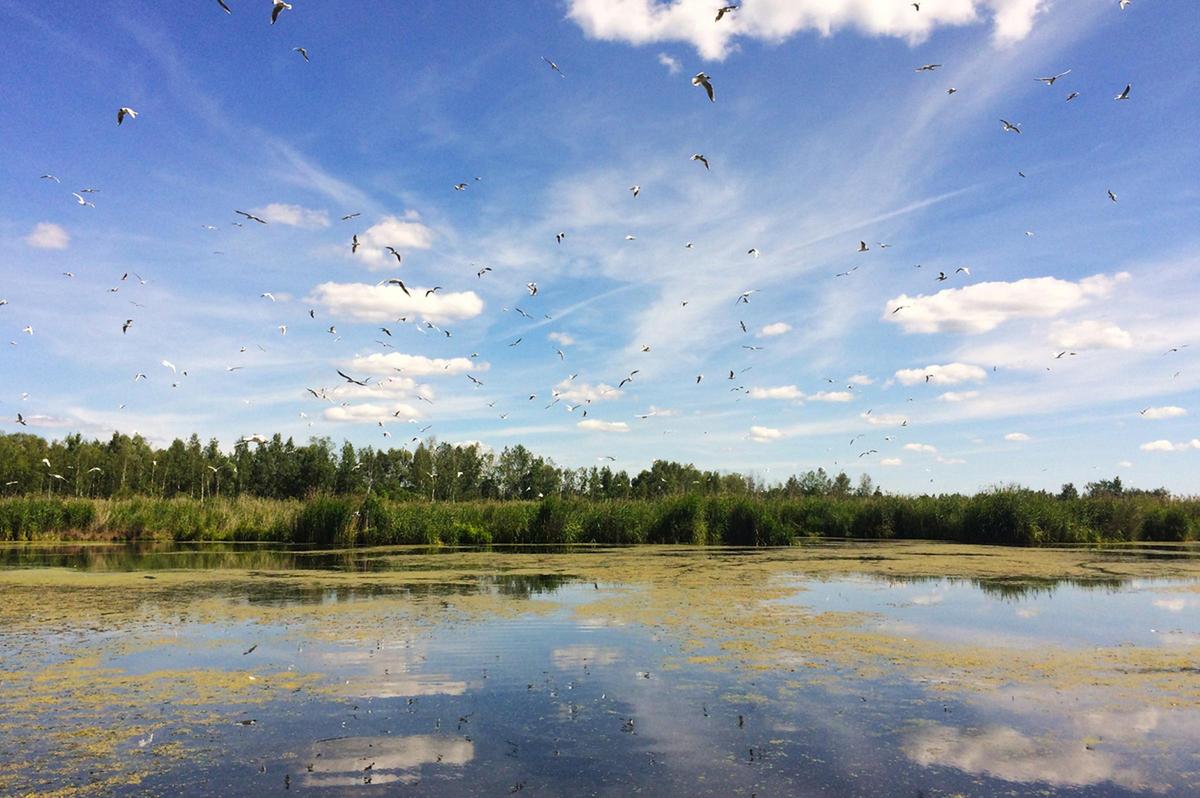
[
  {"left": 26, "top": 222, "right": 70, "bottom": 250},
  {"left": 749, "top": 425, "right": 784, "bottom": 442},
  {"left": 895, "top": 363, "right": 987, "bottom": 386},
  {"left": 847, "top": 374, "right": 873, "bottom": 386},
  {"left": 345, "top": 214, "right": 435, "bottom": 268},
  {"left": 1049, "top": 320, "right": 1133, "bottom": 351},
  {"left": 349, "top": 352, "right": 482, "bottom": 377},
  {"left": 549, "top": 331, "right": 576, "bottom": 346},
  {"left": 566, "top": 0, "right": 1045, "bottom": 62},
  {"left": 863, "top": 413, "right": 907, "bottom": 427},
  {"left": 749, "top": 385, "right": 804, "bottom": 400},
  {"left": 578, "top": 419, "right": 630, "bottom": 433},
  {"left": 1140, "top": 406, "right": 1186, "bottom": 421},
  {"left": 311, "top": 282, "right": 483, "bottom": 324},
  {"left": 885, "top": 273, "right": 1129, "bottom": 334},
  {"left": 1005, "top": 432, "right": 1031, "bottom": 442},
  {"left": 1140, "top": 439, "right": 1200, "bottom": 453},
  {"left": 324, "top": 402, "right": 422, "bottom": 423},
  {"left": 555, "top": 379, "right": 621, "bottom": 404},
  {"left": 656, "top": 52, "right": 681, "bottom": 74},
  {"left": 758, "top": 322, "right": 791, "bottom": 337},
  {"left": 938, "top": 390, "right": 980, "bottom": 402},
  {"left": 809, "top": 391, "right": 854, "bottom": 403},
  {"left": 880, "top": 458, "right": 903, "bottom": 466},
  {"left": 252, "top": 203, "right": 330, "bottom": 228},
  {"left": 904, "top": 443, "right": 938, "bottom": 454}
]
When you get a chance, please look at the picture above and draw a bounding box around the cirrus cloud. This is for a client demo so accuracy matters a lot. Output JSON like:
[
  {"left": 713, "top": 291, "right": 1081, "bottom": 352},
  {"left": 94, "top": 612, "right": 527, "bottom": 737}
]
[{"left": 252, "top": 203, "right": 330, "bottom": 228}]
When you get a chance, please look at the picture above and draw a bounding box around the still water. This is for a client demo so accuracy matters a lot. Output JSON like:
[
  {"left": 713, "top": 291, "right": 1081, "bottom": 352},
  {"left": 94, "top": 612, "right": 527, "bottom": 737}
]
[{"left": 1, "top": 541, "right": 1198, "bottom": 796}]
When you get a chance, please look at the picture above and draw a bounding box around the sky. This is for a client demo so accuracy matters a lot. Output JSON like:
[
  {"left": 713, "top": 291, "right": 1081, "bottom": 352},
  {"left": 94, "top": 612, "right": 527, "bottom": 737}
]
[{"left": 1, "top": 0, "right": 1198, "bottom": 494}]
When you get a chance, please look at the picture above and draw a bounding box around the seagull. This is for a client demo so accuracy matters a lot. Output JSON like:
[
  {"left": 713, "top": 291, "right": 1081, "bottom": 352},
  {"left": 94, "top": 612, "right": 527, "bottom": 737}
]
[
  {"left": 736, "top": 290, "right": 757, "bottom": 304},
  {"left": 624, "top": 235, "right": 636, "bottom": 241},
  {"left": 715, "top": 4, "right": 738, "bottom": 21},
  {"left": 1035, "top": 70, "right": 1071, "bottom": 85},
  {"left": 40, "top": 174, "right": 60, "bottom": 183},
  {"left": 351, "top": 235, "right": 360, "bottom": 253},
  {"left": 1000, "top": 119, "right": 1021, "bottom": 133},
  {"left": 555, "top": 232, "right": 566, "bottom": 244},
  {"left": 72, "top": 192, "right": 95, "bottom": 207},
  {"left": 835, "top": 266, "right": 859, "bottom": 278},
  {"left": 260, "top": 292, "right": 275, "bottom": 302},
  {"left": 1120, "top": 0, "right": 1132, "bottom": 7},
  {"left": 122, "top": 319, "right": 133, "bottom": 334},
  {"left": 747, "top": 248, "right": 759, "bottom": 258},
  {"left": 696, "top": 374, "right": 703, "bottom": 384},
  {"left": 526, "top": 282, "right": 538, "bottom": 296},
  {"left": 629, "top": 185, "right": 640, "bottom": 197},
  {"left": 692, "top": 72, "right": 715, "bottom": 102},
  {"left": 915, "top": 64, "right": 942, "bottom": 72},
  {"left": 15, "top": 413, "right": 26, "bottom": 426},
  {"left": 1066, "top": 91, "right": 1080, "bottom": 101},
  {"left": 453, "top": 183, "right": 468, "bottom": 191},
  {"left": 217, "top": 0, "right": 231, "bottom": 13},
  {"left": 384, "top": 246, "right": 402, "bottom": 264},
  {"left": 117, "top": 107, "right": 138, "bottom": 125},
  {"left": 1108, "top": 189, "right": 1118, "bottom": 203},
  {"left": 936, "top": 271, "right": 948, "bottom": 281},
  {"left": 341, "top": 212, "right": 360, "bottom": 221},
  {"left": 891, "top": 305, "right": 907, "bottom": 314},
  {"left": 161, "top": 360, "right": 177, "bottom": 374},
  {"left": 336, "top": 369, "right": 369, "bottom": 387},
  {"left": 376, "top": 277, "right": 410, "bottom": 295},
  {"left": 234, "top": 210, "right": 267, "bottom": 224},
  {"left": 476, "top": 266, "right": 492, "bottom": 278},
  {"left": 293, "top": 47, "right": 309, "bottom": 62},
  {"left": 857, "top": 240, "right": 869, "bottom": 252},
  {"left": 271, "top": 0, "right": 291, "bottom": 24},
  {"left": 542, "top": 57, "right": 565, "bottom": 77},
  {"left": 1114, "top": 84, "right": 1131, "bottom": 100},
  {"left": 912, "top": 2, "right": 920, "bottom": 9},
  {"left": 946, "top": 87, "right": 957, "bottom": 94},
  {"left": 425, "top": 286, "right": 442, "bottom": 297},
  {"left": 691, "top": 153, "right": 710, "bottom": 170},
  {"left": 508, "top": 338, "right": 522, "bottom": 347},
  {"left": 22, "top": 325, "right": 33, "bottom": 335},
  {"left": 278, "top": 325, "right": 287, "bottom": 335},
  {"left": 955, "top": 266, "right": 971, "bottom": 275}
]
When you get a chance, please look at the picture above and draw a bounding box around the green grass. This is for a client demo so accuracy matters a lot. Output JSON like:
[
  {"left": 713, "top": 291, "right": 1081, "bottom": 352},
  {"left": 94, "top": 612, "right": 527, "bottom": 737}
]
[{"left": 0, "top": 489, "right": 1196, "bottom": 546}]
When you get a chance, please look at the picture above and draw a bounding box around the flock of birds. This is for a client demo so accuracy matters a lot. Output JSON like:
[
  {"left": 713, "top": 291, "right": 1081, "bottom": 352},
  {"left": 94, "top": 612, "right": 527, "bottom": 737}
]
[{"left": 3, "top": 0, "right": 1189, "bottom": 479}]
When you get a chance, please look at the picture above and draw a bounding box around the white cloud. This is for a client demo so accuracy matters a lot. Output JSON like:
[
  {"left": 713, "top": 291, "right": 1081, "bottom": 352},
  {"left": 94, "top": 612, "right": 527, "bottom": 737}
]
[
  {"left": 847, "top": 374, "right": 873, "bottom": 386},
  {"left": 1118, "top": 460, "right": 1134, "bottom": 468},
  {"left": 749, "top": 385, "right": 804, "bottom": 400},
  {"left": 346, "top": 214, "right": 435, "bottom": 268},
  {"left": 578, "top": 419, "right": 630, "bottom": 433},
  {"left": 880, "top": 458, "right": 903, "bottom": 466},
  {"left": 1049, "top": 320, "right": 1133, "bottom": 351},
  {"left": 885, "top": 273, "right": 1129, "bottom": 334},
  {"left": 758, "top": 322, "right": 791, "bottom": 337},
  {"left": 656, "top": 52, "right": 681, "bottom": 74},
  {"left": 555, "top": 379, "right": 622, "bottom": 403},
  {"left": 324, "top": 402, "right": 422, "bottom": 423},
  {"left": 895, "top": 363, "right": 987, "bottom": 386},
  {"left": 26, "top": 222, "right": 69, "bottom": 250},
  {"left": 349, "top": 353, "right": 482, "bottom": 377},
  {"left": 311, "top": 282, "right": 484, "bottom": 324},
  {"left": 809, "top": 391, "right": 853, "bottom": 402},
  {"left": 548, "top": 331, "right": 576, "bottom": 346},
  {"left": 863, "top": 413, "right": 906, "bottom": 427},
  {"left": 1140, "top": 439, "right": 1200, "bottom": 453},
  {"left": 904, "top": 443, "right": 938, "bottom": 454},
  {"left": 1005, "top": 432, "right": 1031, "bottom": 442},
  {"left": 938, "top": 390, "right": 980, "bottom": 402},
  {"left": 1140, "top": 406, "right": 1187, "bottom": 421},
  {"left": 252, "top": 203, "right": 330, "bottom": 228},
  {"left": 566, "top": 0, "right": 1046, "bottom": 62},
  {"left": 749, "top": 425, "right": 784, "bottom": 442}
]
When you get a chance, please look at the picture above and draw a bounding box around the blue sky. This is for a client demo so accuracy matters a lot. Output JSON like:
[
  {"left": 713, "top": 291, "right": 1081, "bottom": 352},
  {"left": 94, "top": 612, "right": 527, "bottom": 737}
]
[{"left": 2, "top": 0, "right": 1198, "bottom": 493}]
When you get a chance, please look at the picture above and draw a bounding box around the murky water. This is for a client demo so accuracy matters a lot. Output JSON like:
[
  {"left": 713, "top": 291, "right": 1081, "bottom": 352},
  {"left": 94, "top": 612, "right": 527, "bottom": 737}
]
[{"left": 1, "top": 541, "right": 1198, "bottom": 796}]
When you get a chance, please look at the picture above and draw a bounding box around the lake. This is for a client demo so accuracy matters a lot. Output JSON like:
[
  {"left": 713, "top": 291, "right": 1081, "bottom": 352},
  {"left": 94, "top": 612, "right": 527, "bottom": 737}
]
[{"left": 1, "top": 541, "right": 1198, "bottom": 796}]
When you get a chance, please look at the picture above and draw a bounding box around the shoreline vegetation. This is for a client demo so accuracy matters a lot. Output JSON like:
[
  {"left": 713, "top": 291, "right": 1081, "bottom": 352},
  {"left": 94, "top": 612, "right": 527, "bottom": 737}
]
[
  {"left": 2, "top": 432, "right": 1195, "bottom": 546},
  {"left": 1, "top": 491, "right": 1196, "bottom": 546}
]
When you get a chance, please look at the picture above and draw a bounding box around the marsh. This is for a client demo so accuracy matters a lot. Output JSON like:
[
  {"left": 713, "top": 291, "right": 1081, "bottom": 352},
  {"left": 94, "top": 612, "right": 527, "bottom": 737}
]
[{"left": 2, "top": 541, "right": 1198, "bottom": 796}]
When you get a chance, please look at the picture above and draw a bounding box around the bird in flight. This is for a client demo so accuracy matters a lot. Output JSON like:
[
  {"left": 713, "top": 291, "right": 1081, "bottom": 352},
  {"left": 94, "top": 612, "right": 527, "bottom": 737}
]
[
  {"left": 217, "top": 0, "right": 231, "bottom": 13},
  {"left": 1114, "top": 84, "right": 1131, "bottom": 100},
  {"left": 1035, "top": 70, "right": 1071, "bottom": 85},
  {"left": 476, "top": 266, "right": 492, "bottom": 278},
  {"left": 1066, "top": 91, "right": 1080, "bottom": 101},
  {"left": 1000, "top": 119, "right": 1021, "bottom": 133},
  {"left": 1108, "top": 189, "right": 1118, "bottom": 203},
  {"left": 122, "top": 319, "right": 133, "bottom": 334},
  {"left": 425, "top": 286, "right": 441, "bottom": 297},
  {"left": 385, "top": 246, "right": 402, "bottom": 264},
  {"left": 915, "top": 64, "right": 941, "bottom": 72},
  {"left": 715, "top": 5, "right": 738, "bottom": 22},
  {"left": 72, "top": 192, "right": 95, "bottom": 208},
  {"left": 747, "top": 248, "right": 759, "bottom": 258},
  {"left": 691, "top": 153, "right": 710, "bottom": 170},
  {"left": 542, "top": 57, "right": 565, "bottom": 77},
  {"left": 294, "top": 47, "right": 309, "bottom": 62},
  {"left": 526, "top": 282, "right": 538, "bottom": 296},
  {"left": 378, "top": 278, "right": 410, "bottom": 296},
  {"left": 692, "top": 72, "right": 715, "bottom": 102},
  {"left": 340, "top": 212, "right": 360, "bottom": 221},
  {"left": 117, "top": 107, "right": 137, "bottom": 125},
  {"left": 555, "top": 232, "right": 566, "bottom": 244},
  {"left": 271, "top": 0, "right": 291, "bottom": 24},
  {"left": 351, "top": 235, "right": 360, "bottom": 253},
  {"left": 40, "top": 174, "right": 60, "bottom": 183},
  {"left": 336, "top": 369, "right": 369, "bottom": 387},
  {"left": 453, "top": 183, "right": 468, "bottom": 191},
  {"left": 629, "top": 185, "right": 640, "bottom": 197},
  {"left": 858, "top": 240, "right": 869, "bottom": 252},
  {"left": 235, "top": 210, "right": 267, "bottom": 224}
]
